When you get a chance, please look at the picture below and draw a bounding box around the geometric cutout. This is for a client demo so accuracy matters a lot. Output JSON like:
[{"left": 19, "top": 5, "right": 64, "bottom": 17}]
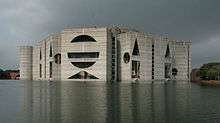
[
  {"left": 172, "top": 68, "right": 178, "bottom": 76},
  {"left": 54, "top": 53, "right": 61, "bottom": 64},
  {"left": 131, "top": 60, "right": 140, "bottom": 78},
  {"left": 165, "top": 63, "right": 171, "bottom": 78},
  {"left": 71, "top": 35, "right": 96, "bottom": 43},
  {"left": 49, "top": 44, "right": 53, "bottom": 57},
  {"left": 132, "top": 39, "right": 140, "bottom": 56},
  {"left": 40, "top": 49, "right": 42, "bottom": 60},
  {"left": 49, "top": 62, "right": 52, "bottom": 78},
  {"left": 165, "top": 44, "right": 170, "bottom": 58},
  {"left": 71, "top": 62, "right": 95, "bottom": 68},
  {"left": 68, "top": 71, "right": 99, "bottom": 79},
  {"left": 123, "top": 52, "right": 130, "bottom": 64},
  {"left": 68, "top": 52, "right": 99, "bottom": 58}
]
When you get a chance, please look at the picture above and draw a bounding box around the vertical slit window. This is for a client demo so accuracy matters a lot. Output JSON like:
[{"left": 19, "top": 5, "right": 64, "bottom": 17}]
[
  {"left": 49, "top": 62, "right": 52, "bottom": 78},
  {"left": 49, "top": 44, "right": 52, "bottom": 57},
  {"left": 39, "top": 64, "right": 42, "bottom": 78},
  {"left": 40, "top": 49, "right": 42, "bottom": 60}
]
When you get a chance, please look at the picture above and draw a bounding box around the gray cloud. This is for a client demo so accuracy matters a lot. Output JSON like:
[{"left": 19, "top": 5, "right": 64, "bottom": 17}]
[{"left": 0, "top": 0, "right": 220, "bottom": 69}]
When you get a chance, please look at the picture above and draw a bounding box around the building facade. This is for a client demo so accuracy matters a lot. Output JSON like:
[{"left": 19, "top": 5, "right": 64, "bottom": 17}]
[{"left": 19, "top": 27, "right": 191, "bottom": 82}]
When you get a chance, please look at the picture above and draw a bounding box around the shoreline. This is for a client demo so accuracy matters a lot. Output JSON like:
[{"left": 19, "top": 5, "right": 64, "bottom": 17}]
[{"left": 196, "top": 80, "right": 220, "bottom": 86}]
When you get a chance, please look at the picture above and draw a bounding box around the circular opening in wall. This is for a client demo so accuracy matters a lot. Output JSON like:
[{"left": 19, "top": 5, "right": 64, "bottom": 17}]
[
  {"left": 54, "top": 54, "right": 61, "bottom": 64},
  {"left": 123, "top": 52, "right": 130, "bottom": 64}
]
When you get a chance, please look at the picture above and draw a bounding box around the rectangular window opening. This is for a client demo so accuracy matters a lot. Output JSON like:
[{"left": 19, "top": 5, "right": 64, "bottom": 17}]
[{"left": 49, "top": 62, "right": 52, "bottom": 78}]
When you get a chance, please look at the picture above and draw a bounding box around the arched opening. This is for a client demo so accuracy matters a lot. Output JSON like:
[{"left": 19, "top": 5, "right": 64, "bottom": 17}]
[{"left": 71, "top": 35, "right": 96, "bottom": 42}]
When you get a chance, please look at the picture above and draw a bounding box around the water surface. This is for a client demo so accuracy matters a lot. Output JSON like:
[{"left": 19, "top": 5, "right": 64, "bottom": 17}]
[{"left": 0, "top": 80, "right": 220, "bottom": 123}]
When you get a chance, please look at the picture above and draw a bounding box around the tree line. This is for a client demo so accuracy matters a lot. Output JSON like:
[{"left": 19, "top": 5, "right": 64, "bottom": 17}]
[{"left": 197, "top": 63, "right": 220, "bottom": 80}]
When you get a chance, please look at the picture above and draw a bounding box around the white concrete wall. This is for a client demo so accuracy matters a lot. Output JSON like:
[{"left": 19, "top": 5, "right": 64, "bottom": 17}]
[
  {"left": 32, "top": 45, "right": 40, "bottom": 80},
  {"left": 118, "top": 33, "right": 132, "bottom": 81},
  {"left": 60, "top": 27, "right": 109, "bottom": 81},
  {"left": 52, "top": 34, "right": 62, "bottom": 81},
  {"left": 19, "top": 46, "right": 33, "bottom": 80},
  {"left": 23, "top": 26, "right": 192, "bottom": 82},
  {"left": 32, "top": 34, "right": 62, "bottom": 81},
  {"left": 174, "top": 42, "right": 191, "bottom": 80},
  {"left": 139, "top": 34, "right": 152, "bottom": 81}
]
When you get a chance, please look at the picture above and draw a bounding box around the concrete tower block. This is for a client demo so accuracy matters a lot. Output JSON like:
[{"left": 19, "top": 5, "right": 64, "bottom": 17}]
[{"left": 19, "top": 46, "right": 33, "bottom": 80}]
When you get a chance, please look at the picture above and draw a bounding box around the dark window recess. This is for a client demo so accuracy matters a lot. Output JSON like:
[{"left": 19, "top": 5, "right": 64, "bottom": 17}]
[
  {"left": 123, "top": 52, "right": 130, "bottom": 64},
  {"left": 71, "top": 35, "right": 96, "bottom": 42},
  {"left": 112, "top": 37, "right": 115, "bottom": 41},
  {"left": 67, "top": 52, "right": 99, "bottom": 58},
  {"left": 165, "top": 44, "right": 171, "bottom": 58},
  {"left": 112, "top": 63, "right": 115, "bottom": 66},
  {"left": 49, "top": 62, "right": 52, "bottom": 78},
  {"left": 132, "top": 39, "right": 140, "bottom": 56},
  {"left": 68, "top": 71, "right": 99, "bottom": 79},
  {"left": 49, "top": 45, "right": 52, "bottom": 57},
  {"left": 71, "top": 62, "right": 95, "bottom": 68},
  {"left": 54, "top": 54, "right": 61, "bottom": 64},
  {"left": 152, "top": 44, "right": 155, "bottom": 80},
  {"left": 39, "top": 64, "right": 42, "bottom": 78},
  {"left": 172, "top": 68, "right": 178, "bottom": 76},
  {"left": 131, "top": 60, "right": 140, "bottom": 78},
  {"left": 40, "top": 49, "right": 42, "bottom": 60},
  {"left": 165, "top": 63, "right": 171, "bottom": 78}
]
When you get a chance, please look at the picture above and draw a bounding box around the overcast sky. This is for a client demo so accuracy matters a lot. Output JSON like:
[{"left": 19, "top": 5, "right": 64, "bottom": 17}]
[{"left": 0, "top": 0, "right": 220, "bottom": 69}]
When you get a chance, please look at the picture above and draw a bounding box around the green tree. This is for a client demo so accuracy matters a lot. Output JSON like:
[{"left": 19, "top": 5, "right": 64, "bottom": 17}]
[{"left": 198, "top": 62, "right": 220, "bottom": 80}]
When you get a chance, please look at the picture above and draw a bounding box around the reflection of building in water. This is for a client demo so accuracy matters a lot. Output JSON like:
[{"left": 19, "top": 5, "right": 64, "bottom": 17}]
[
  {"left": 60, "top": 82, "right": 107, "bottom": 123},
  {"left": 21, "top": 82, "right": 107, "bottom": 123},
  {"left": 20, "top": 81, "right": 193, "bottom": 123},
  {"left": 21, "top": 81, "right": 61, "bottom": 123},
  {"left": 106, "top": 83, "right": 121, "bottom": 123},
  {"left": 19, "top": 26, "right": 191, "bottom": 82}
]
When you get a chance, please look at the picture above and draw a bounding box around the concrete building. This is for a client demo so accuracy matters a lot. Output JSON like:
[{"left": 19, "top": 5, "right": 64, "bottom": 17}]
[{"left": 19, "top": 27, "right": 191, "bottom": 82}]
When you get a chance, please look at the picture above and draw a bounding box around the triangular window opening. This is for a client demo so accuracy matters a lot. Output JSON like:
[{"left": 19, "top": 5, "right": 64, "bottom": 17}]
[
  {"left": 68, "top": 71, "right": 99, "bottom": 79},
  {"left": 165, "top": 44, "right": 170, "bottom": 58},
  {"left": 132, "top": 39, "right": 140, "bottom": 56}
]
